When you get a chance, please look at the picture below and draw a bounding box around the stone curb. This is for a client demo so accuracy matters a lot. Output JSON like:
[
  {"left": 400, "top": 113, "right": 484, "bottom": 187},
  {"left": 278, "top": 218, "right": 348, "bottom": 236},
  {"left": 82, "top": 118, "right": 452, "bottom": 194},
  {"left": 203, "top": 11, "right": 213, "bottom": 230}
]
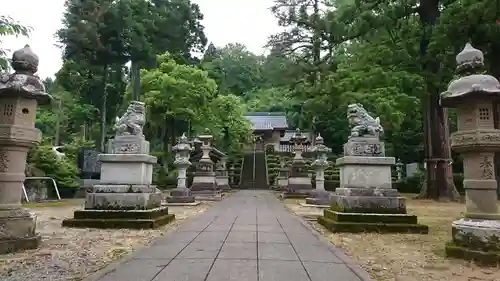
[{"left": 285, "top": 208, "right": 376, "bottom": 281}]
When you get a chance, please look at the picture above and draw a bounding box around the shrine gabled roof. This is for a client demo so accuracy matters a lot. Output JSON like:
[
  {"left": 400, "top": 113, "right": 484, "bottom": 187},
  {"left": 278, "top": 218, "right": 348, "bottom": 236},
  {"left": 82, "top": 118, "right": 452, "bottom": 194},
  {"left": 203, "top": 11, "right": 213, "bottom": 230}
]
[
  {"left": 280, "top": 130, "right": 312, "bottom": 143},
  {"left": 244, "top": 112, "right": 288, "bottom": 131}
]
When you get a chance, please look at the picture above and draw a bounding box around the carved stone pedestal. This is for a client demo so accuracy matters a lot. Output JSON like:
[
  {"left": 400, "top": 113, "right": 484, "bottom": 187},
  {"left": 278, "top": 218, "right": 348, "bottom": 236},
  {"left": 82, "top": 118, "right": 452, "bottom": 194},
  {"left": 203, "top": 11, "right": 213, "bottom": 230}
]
[
  {"left": 63, "top": 102, "right": 175, "bottom": 229},
  {"left": 318, "top": 111, "right": 428, "bottom": 234}
]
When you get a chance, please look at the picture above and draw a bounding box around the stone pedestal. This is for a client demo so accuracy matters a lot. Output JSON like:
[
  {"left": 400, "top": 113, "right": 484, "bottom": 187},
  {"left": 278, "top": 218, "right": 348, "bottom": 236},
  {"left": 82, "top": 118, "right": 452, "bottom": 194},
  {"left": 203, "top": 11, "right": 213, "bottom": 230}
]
[
  {"left": 0, "top": 45, "right": 52, "bottom": 253},
  {"left": 275, "top": 167, "right": 289, "bottom": 191},
  {"left": 284, "top": 160, "right": 312, "bottom": 197},
  {"left": 440, "top": 44, "right": 500, "bottom": 264},
  {"left": 63, "top": 103, "right": 175, "bottom": 229},
  {"left": 318, "top": 137, "right": 428, "bottom": 234}
]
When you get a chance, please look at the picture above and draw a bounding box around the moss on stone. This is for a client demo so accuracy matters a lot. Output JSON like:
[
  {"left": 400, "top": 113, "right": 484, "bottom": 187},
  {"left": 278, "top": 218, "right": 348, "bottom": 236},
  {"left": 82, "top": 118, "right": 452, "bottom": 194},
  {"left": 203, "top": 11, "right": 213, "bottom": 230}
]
[
  {"left": 0, "top": 235, "right": 41, "bottom": 255},
  {"left": 323, "top": 209, "right": 418, "bottom": 224},
  {"left": 451, "top": 227, "right": 500, "bottom": 252},
  {"left": 62, "top": 213, "right": 175, "bottom": 229},
  {"left": 329, "top": 204, "right": 407, "bottom": 214},
  {"left": 282, "top": 193, "right": 309, "bottom": 199},
  {"left": 445, "top": 242, "right": 500, "bottom": 266},
  {"left": 317, "top": 216, "right": 428, "bottom": 234},
  {"left": 73, "top": 207, "right": 170, "bottom": 220}
]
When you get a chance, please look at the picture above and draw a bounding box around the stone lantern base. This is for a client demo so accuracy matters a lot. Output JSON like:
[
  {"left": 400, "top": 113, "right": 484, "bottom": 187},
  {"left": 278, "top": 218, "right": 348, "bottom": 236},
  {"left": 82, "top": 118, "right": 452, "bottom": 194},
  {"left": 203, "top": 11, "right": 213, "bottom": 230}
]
[
  {"left": 166, "top": 188, "right": 198, "bottom": 205},
  {"left": 216, "top": 175, "right": 231, "bottom": 192},
  {"left": 0, "top": 209, "right": 41, "bottom": 254},
  {"left": 283, "top": 161, "right": 312, "bottom": 198},
  {"left": 318, "top": 156, "right": 428, "bottom": 234},
  {"left": 191, "top": 171, "right": 224, "bottom": 200},
  {"left": 445, "top": 218, "right": 500, "bottom": 265},
  {"left": 305, "top": 189, "right": 330, "bottom": 206}
]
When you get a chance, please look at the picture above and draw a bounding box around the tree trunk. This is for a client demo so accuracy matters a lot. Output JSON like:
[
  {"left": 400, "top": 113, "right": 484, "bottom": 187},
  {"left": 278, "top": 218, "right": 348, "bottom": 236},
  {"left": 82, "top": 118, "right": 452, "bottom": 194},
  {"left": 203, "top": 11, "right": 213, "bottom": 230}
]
[
  {"left": 417, "top": 0, "right": 459, "bottom": 201},
  {"left": 99, "top": 64, "right": 109, "bottom": 152},
  {"left": 131, "top": 60, "right": 141, "bottom": 101},
  {"left": 161, "top": 116, "right": 169, "bottom": 173}
]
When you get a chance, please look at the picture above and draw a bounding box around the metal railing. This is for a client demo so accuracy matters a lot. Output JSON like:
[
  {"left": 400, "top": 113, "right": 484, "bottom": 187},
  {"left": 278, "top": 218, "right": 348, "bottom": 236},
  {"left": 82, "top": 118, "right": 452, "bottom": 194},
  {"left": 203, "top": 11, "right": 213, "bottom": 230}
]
[{"left": 22, "top": 177, "right": 61, "bottom": 202}]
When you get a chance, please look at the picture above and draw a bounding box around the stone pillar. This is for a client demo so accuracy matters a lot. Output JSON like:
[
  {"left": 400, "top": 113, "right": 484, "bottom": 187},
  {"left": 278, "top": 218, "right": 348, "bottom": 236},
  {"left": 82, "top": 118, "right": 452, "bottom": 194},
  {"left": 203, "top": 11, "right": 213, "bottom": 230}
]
[
  {"left": 191, "top": 129, "right": 223, "bottom": 199},
  {"left": 167, "top": 133, "right": 196, "bottom": 204},
  {"left": 0, "top": 45, "right": 51, "bottom": 254},
  {"left": 63, "top": 101, "right": 175, "bottom": 229},
  {"left": 318, "top": 103, "right": 428, "bottom": 234},
  {"left": 306, "top": 134, "right": 331, "bottom": 206},
  {"left": 216, "top": 156, "right": 231, "bottom": 191},
  {"left": 283, "top": 128, "right": 312, "bottom": 197},
  {"left": 440, "top": 43, "right": 500, "bottom": 264}
]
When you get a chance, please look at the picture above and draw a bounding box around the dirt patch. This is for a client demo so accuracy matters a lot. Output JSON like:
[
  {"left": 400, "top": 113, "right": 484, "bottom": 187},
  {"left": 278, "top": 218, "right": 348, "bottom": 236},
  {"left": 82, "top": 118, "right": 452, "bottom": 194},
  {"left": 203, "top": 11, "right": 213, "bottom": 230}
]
[
  {"left": 285, "top": 198, "right": 500, "bottom": 281},
  {"left": 0, "top": 200, "right": 212, "bottom": 281}
]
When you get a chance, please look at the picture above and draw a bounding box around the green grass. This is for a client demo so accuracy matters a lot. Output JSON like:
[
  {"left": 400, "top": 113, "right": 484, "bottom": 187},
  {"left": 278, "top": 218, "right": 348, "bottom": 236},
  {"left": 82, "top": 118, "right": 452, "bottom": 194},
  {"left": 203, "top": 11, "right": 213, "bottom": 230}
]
[{"left": 23, "top": 199, "right": 84, "bottom": 208}]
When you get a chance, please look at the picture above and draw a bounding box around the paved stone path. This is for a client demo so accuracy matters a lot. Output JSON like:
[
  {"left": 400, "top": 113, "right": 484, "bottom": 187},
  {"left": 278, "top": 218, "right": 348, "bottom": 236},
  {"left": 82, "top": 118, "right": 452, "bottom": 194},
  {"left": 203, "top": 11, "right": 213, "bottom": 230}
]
[{"left": 89, "top": 190, "right": 373, "bottom": 281}]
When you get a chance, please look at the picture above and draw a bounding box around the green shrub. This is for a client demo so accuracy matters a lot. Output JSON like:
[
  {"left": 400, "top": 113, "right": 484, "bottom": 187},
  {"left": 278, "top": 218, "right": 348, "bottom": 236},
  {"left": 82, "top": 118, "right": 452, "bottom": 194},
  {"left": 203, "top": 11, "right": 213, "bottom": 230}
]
[
  {"left": 153, "top": 165, "right": 177, "bottom": 189},
  {"left": 394, "top": 171, "right": 465, "bottom": 194},
  {"left": 27, "top": 145, "right": 79, "bottom": 189}
]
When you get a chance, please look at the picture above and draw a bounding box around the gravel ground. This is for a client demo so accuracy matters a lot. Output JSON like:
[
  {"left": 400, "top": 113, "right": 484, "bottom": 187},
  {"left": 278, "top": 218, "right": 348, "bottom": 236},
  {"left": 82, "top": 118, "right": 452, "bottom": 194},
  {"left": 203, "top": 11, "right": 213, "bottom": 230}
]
[
  {"left": 0, "top": 201, "right": 212, "bottom": 281},
  {"left": 285, "top": 198, "right": 500, "bottom": 281}
]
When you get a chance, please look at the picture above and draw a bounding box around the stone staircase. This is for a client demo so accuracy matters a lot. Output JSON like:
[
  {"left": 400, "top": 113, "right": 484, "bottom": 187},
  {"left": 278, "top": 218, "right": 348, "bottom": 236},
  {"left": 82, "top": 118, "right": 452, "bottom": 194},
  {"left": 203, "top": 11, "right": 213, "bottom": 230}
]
[
  {"left": 239, "top": 150, "right": 269, "bottom": 189},
  {"left": 239, "top": 153, "right": 254, "bottom": 189}
]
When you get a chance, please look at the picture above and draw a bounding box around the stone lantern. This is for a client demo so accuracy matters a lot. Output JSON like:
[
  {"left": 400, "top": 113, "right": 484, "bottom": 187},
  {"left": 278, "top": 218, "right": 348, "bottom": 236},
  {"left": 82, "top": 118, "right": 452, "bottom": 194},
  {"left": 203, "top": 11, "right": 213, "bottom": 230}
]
[
  {"left": 396, "top": 159, "right": 403, "bottom": 181},
  {"left": 0, "top": 45, "right": 52, "bottom": 253},
  {"left": 305, "top": 134, "right": 332, "bottom": 206},
  {"left": 190, "top": 128, "right": 222, "bottom": 199},
  {"left": 167, "top": 133, "right": 196, "bottom": 204},
  {"left": 440, "top": 43, "right": 500, "bottom": 263},
  {"left": 215, "top": 156, "right": 230, "bottom": 191},
  {"left": 284, "top": 128, "right": 312, "bottom": 197},
  {"left": 275, "top": 157, "right": 290, "bottom": 191}
]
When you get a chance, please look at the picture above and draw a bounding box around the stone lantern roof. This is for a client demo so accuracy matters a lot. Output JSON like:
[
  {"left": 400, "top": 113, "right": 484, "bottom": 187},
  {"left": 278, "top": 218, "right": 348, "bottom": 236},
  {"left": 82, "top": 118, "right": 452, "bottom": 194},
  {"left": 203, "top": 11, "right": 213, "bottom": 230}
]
[
  {"left": 173, "top": 133, "right": 191, "bottom": 153},
  {"left": 441, "top": 43, "right": 500, "bottom": 107},
  {"left": 0, "top": 45, "right": 52, "bottom": 104}
]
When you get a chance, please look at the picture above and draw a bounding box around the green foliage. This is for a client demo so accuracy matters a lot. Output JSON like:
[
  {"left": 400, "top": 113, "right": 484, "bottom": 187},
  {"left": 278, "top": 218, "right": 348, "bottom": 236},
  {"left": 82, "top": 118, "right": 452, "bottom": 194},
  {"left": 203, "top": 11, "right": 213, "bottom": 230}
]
[
  {"left": 27, "top": 146, "right": 79, "bottom": 189},
  {"left": 0, "top": 15, "right": 31, "bottom": 71}
]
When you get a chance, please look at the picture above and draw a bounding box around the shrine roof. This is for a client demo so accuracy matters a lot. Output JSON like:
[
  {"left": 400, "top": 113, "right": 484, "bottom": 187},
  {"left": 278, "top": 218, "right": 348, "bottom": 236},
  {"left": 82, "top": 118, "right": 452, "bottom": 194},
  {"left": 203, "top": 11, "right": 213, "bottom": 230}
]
[
  {"left": 280, "top": 130, "right": 312, "bottom": 143},
  {"left": 244, "top": 112, "right": 288, "bottom": 131}
]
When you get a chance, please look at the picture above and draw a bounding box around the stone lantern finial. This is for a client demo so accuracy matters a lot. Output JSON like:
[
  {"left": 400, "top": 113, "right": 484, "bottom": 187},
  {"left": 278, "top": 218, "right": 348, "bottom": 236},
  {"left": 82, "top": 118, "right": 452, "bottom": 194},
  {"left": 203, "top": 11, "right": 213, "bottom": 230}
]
[
  {"left": 11, "top": 45, "right": 39, "bottom": 75},
  {"left": 179, "top": 132, "right": 188, "bottom": 143},
  {"left": 456, "top": 43, "right": 484, "bottom": 73},
  {"left": 315, "top": 133, "right": 324, "bottom": 144}
]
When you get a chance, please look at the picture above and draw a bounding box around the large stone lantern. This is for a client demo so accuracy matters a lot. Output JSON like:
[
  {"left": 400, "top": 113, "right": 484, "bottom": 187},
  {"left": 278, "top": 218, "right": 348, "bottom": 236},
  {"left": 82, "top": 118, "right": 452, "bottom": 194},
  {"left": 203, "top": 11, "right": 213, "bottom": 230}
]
[
  {"left": 440, "top": 43, "right": 500, "bottom": 264},
  {"left": 167, "top": 133, "right": 196, "bottom": 204},
  {"left": 305, "top": 134, "right": 331, "bottom": 205},
  {"left": 0, "top": 45, "right": 52, "bottom": 253},
  {"left": 190, "top": 128, "right": 222, "bottom": 199},
  {"left": 284, "top": 128, "right": 312, "bottom": 197}
]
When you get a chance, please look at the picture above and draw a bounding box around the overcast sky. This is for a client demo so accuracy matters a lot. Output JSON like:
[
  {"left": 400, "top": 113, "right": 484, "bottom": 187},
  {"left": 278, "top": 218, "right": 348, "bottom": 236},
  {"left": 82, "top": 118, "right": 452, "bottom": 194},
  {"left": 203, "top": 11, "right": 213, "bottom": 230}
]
[{"left": 2, "top": 0, "right": 282, "bottom": 78}]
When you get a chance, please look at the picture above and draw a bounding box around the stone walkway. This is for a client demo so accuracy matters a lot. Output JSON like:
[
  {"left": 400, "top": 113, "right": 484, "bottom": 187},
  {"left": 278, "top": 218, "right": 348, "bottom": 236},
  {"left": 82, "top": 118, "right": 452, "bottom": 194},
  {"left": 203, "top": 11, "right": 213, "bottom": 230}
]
[{"left": 87, "top": 190, "right": 373, "bottom": 281}]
